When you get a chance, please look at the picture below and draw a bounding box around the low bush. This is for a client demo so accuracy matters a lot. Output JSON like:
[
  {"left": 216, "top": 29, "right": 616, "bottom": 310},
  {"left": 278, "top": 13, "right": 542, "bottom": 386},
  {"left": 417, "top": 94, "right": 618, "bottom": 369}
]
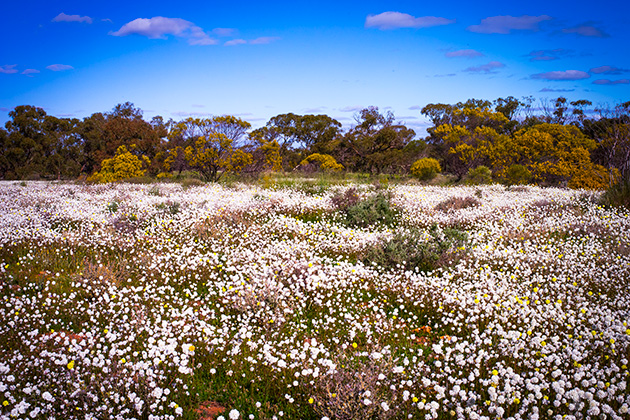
[
  {"left": 362, "top": 225, "right": 468, "bottom": 272},
  {"left": 342, "top": 192, "right": 398, "bottom": 228},
  {"left": 435, "top": 196, "right": 481, "bottom": 212},
  {"left": 464, "top": 165, "right": 493, "bottom": 185}
]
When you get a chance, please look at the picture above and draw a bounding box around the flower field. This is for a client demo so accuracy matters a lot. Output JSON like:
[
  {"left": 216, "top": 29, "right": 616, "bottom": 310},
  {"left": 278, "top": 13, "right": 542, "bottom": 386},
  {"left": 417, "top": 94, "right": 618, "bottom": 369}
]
[{"left": 0, "top": 180, "right": 629, "bottom": 420}]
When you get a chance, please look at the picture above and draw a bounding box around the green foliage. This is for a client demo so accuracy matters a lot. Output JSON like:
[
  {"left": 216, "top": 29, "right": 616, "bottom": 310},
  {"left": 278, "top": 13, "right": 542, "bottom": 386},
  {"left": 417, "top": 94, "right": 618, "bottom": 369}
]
[
  {"left": 600, "top": 179, "right": 630, "bottom": 209},
  {"left": 464, "top": 165, "right": 493, "bottom": 185},
  {"left": 341, "top": 192, "right": 398, "bottom": 228},
  {"left": 504, "top": 164, "right": 532, "bottom": 185},
  {"left": 88, "top": 145, "right": 149, "bottom": 183},
  {"left": 184, "top": 131, "right": 253, "bottom": 182},
  {"left": 410, "top": 158, "right": 441, "bottom": 180},
  {"left": 337, "top": 107, "right": 416, "bottom": 174},
  {"left": 361, "top": 225, "right": 468, "bottom": 272}
]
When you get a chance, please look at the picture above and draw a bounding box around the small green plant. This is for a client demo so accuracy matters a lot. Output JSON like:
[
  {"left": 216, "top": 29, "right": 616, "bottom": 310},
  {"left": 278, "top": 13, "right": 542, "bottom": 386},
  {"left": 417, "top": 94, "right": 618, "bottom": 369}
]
[
  {"left": 156, "top": 201, "right": 180, "bottom": 215},
  {"left": 410, "top": 158, "right": 441, "bottom": 181},
  {"left": 106, "top": 201, "right": 120, "bottom": 213},
  {"left": 464, "top": 165, "right": 493, "bottom": 185},
  {"left": 342, "top": 192, "right": 398, "bottom": 228}
]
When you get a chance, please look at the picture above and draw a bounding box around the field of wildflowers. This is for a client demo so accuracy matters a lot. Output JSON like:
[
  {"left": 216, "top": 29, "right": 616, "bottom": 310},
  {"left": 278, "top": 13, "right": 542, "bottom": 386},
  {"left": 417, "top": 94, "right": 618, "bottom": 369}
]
[{"left": 0, "top": 180, "right": 629, "bottom": 420}]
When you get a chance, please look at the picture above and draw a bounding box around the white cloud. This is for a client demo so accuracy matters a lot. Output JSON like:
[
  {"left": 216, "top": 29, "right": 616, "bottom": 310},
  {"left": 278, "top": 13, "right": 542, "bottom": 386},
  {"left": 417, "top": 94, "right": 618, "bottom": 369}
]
[
  {"left": 463, "top": 61, "right": 505, "bottom": 73},
  {"left": 52, "top": 13, "right": 93, "bottom": 24},
  {"left": 467, "top": 15, "right": 551, "bottom": 34},
  {"left": 445, "top": 49, "right": 483, "bottom": 58},
  {"left": 213, "top": 28, "right": 237, "bottom": 37},
  {"left": 225, "top": 39, "right": 247, "bottom": 46},
  {"left": 531, "top": 70, "right": 590, "bottom": 81},
  {"left": 22, "top": 69, "right": 40, "bottom": 76},
  {"left": 339, "top": 106, "right": 363, "bottom": 112},
  {"left": 540, "top": 88, "right": 576, "bottom": 92},
  {"left": 250, "top": 36, "right": 280, "bottom": 45},
  {"left": 111, "top": 17, "right": 217, "bottom": 45},
  {"left": 365, "top": 12, "right": 454, "bottom": 30},
  {"left": 46, "top": 64, "right": 74, "bottom": 71},
  {"left": 0, "top": 64, "right": 18, "bottom": 74}
]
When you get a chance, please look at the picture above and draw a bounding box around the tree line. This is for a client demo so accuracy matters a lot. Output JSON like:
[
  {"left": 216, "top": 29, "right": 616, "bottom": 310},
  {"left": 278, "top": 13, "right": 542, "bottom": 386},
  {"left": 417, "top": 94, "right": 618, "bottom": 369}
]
[{"left": 1, "top": 98, "right": 628, "bottom": 189}]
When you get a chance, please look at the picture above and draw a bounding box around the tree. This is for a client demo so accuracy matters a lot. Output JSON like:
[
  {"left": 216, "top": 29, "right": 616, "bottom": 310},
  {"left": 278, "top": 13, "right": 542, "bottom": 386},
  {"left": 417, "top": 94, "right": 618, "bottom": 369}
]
[
  {"left": 337, "top": 107, "right": 415, "bottom": 174},
  {"left": 177, "top": 117, "right": 253, "bottom": 181},
  {"left": 494, "top": 123, "right": 612, "bottom": 189}
]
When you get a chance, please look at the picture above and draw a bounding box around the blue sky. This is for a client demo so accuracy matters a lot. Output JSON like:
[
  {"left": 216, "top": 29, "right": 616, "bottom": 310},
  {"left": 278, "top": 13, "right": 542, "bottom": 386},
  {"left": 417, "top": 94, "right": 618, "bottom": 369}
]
[{"left": 1, "top": 0, "right": 628, "bottom": 134}]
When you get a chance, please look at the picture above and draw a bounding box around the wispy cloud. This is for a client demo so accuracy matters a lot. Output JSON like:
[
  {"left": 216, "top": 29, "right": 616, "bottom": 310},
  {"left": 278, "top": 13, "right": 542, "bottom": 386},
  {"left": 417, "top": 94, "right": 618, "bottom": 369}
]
[
  {"left": 463, "top": 61, "right": 505, "bottom": 74},
  {"left": 593, "top": 79, "right": 629, "bottom": 85},
  {"left": 46, "top": 64, "right": 74, "bottom": 71},
  {"left": 445, "top": 49, "right": 483, "bottom": 58},
  {"left": 589, "top": 65, "right": 628, "bottom": 75},
  {"left": 224, "top": 37, "right": 280, "bottom": 46},
  {"left": 339, "top": 105, "right": 363, "bottom": 112},
  {"left": 531, "top": 70, "right": 590, "bottom": 81},
  {"left": 225, "top": 39, "right": 247, "bottom": 46},
  {"left": 527, "top": 49, "right": 572, "bottom": 61},
  {"left": 250, "top": 37, "right": 280, "bottom": 45},
  {"left": 0, "top": 64, "right": 18, "bottom": 74},
  {"left": 408, "top": 105, "right": 422, "bottom": 110},
  {"left": 52, "top": 13, "right": 93, "bottom": 24},
  {"left": 212, "top": 28, "right": 237, "bottom": 37},
  {"left": 540, "top": 87, "right": 575, "bottom": 92},
  {"left": 365, "top": 12, "right": 454, "bottom": 30},
  {"left": 0, "top": 107, "right": 10, "bottom": 112},
  {"left": 22, "top": 69, "right": 40, "bottom": 76},
  {"left": 111, "top": 17, "right": 217, "bottom": 45},
  {"left": 171, "top": 110, "right": 212, "bottom": 117},
  {"left": 562, "top": 22, "right": 609, "bottom": 38},
  {"left": 467, "top": 15, "right": 551, "bottom": 34}
]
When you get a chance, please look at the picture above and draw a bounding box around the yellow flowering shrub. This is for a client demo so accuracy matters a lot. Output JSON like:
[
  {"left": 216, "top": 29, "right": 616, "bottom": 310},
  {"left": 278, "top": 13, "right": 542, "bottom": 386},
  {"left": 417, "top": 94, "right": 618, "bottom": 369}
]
[
  {"left": 410, "top": 158, "right": 441, "bottom": 180},
  {"left": 300, "top": 153, "right": 343, "bottom": 171},
  {"left": 88, "top": 145, "right": 149, "bottom": 183}
]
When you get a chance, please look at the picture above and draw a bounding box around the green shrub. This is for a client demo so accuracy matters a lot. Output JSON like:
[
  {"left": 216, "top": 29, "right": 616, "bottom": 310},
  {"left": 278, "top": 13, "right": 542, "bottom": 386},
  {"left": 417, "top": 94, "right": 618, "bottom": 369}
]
[
  {"left": 362, "top": 225, "right": 467, "bottom": 272},
  {"left": 504, "top": 164, "right": 532, "bottom": 186},
  {"left": 342, "top": 193, "right": 397, "bottom": 228},
  {"left": 601, "top": 179, "right": 630, "bottom": 209},
  {"left": 410, "top": 158, "right": 441, "bottom": 181},
  {"left": 464, "top": 165, "right": 493, "bottom": 185}
]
